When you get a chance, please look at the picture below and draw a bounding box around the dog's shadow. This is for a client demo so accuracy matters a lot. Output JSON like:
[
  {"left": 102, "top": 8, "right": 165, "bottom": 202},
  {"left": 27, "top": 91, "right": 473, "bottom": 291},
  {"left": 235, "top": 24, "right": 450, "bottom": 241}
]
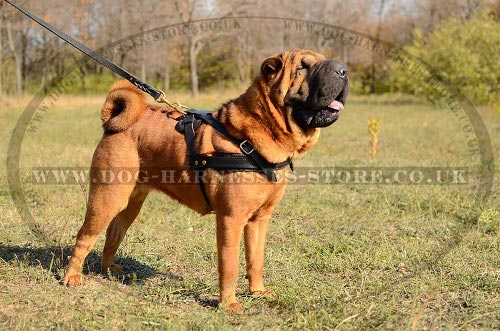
[
  {"left": 0, "top": 243, "right": 182, "bottom": 285},
  {"left": 0, "top": 244, "right": 221, "bottom": 309}
]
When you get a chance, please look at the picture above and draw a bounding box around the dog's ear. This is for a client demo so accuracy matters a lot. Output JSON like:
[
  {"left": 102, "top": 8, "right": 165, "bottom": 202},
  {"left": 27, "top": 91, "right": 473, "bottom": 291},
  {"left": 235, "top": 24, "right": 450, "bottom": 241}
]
[{"left": 261, "top": 55, "right": 283, "bottom": 80}]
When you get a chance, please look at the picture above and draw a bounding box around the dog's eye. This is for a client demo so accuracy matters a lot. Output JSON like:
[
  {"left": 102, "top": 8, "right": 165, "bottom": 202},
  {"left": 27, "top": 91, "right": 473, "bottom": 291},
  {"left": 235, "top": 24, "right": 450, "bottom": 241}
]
[{"left": 296, "top": 67, "right": 307, "bottom": 75}]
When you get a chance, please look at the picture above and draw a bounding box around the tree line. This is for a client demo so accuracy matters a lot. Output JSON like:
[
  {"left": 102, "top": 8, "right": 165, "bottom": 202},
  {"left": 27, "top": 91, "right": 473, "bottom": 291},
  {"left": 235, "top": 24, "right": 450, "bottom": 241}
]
[{"left": 0, "top": 0, "right": 497, "bottom": 105}]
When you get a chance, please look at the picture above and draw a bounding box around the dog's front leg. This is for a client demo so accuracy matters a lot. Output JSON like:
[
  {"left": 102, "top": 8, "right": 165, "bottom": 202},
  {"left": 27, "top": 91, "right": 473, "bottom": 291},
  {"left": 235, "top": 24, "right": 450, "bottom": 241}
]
[
  {"left": 244, "top": 213, "right": 275, "bottom": 297},
  {"left": 216, "top": 214, "right": 247, "bottom": 313}
]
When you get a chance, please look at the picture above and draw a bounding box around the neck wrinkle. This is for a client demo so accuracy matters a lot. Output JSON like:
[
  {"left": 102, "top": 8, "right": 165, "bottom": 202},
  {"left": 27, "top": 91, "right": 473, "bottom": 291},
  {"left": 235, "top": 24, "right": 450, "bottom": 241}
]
[{"left": 217, "top": 82, "right": 298, "bottom": 163}]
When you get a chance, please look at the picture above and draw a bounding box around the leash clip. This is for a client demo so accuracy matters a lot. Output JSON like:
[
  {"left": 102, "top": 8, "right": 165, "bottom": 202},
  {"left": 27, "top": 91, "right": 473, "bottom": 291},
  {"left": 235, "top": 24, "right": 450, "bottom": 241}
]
[{"left": 156, "top": 90, "right": 189, "bottom": 114}]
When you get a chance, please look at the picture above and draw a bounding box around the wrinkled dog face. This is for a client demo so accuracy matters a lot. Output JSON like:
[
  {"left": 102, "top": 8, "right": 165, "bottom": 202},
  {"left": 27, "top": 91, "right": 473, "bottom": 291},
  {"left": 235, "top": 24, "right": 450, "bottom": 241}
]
[{"left": 261, "top": 50, "right": 349, "bottom": 130}]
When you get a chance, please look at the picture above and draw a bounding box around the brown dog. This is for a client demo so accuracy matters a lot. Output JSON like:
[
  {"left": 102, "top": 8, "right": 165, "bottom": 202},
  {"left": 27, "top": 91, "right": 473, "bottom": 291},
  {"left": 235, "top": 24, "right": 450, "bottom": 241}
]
[{"left": 63, "top": 49, "right": 348, "bottom": 312}]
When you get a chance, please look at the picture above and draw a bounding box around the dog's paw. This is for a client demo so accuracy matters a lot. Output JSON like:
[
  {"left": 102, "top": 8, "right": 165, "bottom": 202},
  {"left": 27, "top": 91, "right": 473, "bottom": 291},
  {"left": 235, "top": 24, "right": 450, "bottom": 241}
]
[
  {"left": 103, "top": 263, "right": 123, "bottom": 273},
  {"left": 62, "top": 273, "right": 83, "bottom": 286},
  {"left": 219, "top": 301, "right": 244, "bottom": 314},
  {"left": 250, "top": 289, "right": 276, "bottom": 298}
]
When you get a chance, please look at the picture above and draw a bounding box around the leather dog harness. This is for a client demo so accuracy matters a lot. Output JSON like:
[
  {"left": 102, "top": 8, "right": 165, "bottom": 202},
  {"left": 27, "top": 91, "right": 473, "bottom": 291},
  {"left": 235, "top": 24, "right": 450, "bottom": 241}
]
[{"left": 175, "top": 109, "right": 293, "bottom": 211}]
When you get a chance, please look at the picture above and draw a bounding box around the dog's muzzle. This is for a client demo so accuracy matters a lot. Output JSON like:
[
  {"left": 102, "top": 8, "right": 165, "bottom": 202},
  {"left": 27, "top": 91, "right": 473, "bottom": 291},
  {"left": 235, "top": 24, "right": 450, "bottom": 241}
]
[{"left": 292, "top": 60, "right": 349, "bottom": 129}]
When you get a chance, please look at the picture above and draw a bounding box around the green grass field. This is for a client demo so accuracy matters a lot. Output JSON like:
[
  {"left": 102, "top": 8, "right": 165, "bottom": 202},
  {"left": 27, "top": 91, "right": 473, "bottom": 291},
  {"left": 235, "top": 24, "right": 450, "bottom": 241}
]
[{"left": 0, "top": 92, "right": 498, "bottom": 330}]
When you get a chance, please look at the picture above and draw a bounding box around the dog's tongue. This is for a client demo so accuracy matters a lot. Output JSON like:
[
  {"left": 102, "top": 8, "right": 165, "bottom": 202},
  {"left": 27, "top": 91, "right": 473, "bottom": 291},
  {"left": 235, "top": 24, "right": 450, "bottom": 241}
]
[{"left": 328, "top": 100, "right": 344, "bottom": 111}]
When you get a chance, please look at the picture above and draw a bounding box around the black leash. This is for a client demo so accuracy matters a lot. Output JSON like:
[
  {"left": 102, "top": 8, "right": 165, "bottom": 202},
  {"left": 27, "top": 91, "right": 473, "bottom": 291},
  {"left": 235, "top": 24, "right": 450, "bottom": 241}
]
[{"left": 3, "top": 0, "right": 186, "bottom": 110}]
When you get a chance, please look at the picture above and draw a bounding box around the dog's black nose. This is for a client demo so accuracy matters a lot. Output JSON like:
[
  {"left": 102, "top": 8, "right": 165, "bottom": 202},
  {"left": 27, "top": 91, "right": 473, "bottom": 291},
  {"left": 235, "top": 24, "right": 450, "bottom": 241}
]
[
  {"left": 317, "top": 60, "right": 347, "bottom": 78},
  {"left": 327, "top": 60, "right": 347, "bottom": 78},
  {"left": 335, "top": 68, "right": 347, "bottom": 78}
]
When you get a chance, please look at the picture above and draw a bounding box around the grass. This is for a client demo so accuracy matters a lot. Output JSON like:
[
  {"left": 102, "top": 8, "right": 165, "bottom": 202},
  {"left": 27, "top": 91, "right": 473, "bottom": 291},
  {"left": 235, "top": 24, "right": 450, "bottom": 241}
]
[{"left": 0, "top": 91, "right": 499, "bottom": 330}]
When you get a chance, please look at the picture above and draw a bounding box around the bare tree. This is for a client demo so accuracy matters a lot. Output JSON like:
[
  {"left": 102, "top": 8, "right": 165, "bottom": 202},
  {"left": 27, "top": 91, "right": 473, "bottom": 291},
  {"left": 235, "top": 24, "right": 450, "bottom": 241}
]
[
  {"left": 5, "top": 9, "right": 23, "bottom": 95},
  {"left": 175, "top": 0, "right": 253, "bottom": 97},
  {"left": 412, "top": 0, "right": 485, "bottom": 34},
  {"left": 72, "top": 0, "right": 95, "bottom": 93},
  {"left": 370, "top": 0, "right": 386, "bottom": 94},
  {"left": 0, "top": 4, "right": 4, "bottom": 100}
]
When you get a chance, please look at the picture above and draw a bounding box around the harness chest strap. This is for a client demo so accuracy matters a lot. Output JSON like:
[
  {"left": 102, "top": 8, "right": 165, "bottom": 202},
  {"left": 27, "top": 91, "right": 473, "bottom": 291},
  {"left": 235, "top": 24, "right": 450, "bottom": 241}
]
[{"left": 174, "top": 109, "right": 293, "bottom": 211}]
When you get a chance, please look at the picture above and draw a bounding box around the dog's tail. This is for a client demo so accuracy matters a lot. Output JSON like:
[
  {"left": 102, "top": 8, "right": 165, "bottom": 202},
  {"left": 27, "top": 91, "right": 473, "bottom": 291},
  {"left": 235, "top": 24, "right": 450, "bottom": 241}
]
[{"left": 101, "top": 80, "right": 148, "bottom": 132}]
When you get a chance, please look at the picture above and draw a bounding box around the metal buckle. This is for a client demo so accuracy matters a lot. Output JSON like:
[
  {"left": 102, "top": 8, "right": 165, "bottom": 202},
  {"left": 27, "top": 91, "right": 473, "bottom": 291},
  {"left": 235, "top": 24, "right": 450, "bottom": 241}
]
[{"left": 239, "top": 140, "right": 254, "bottom": 155}]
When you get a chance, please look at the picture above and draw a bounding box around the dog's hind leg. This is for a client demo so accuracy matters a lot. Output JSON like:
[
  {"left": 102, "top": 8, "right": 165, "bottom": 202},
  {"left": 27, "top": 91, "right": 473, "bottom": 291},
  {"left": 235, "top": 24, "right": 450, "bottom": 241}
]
[
  {"left": 101, "top": 187, "right": 149, "bottom": 272},
  {"left": 63, "top": 181, "right": 137, "bottom": 286},
  {"left": 63, "top": 138, "right": 140, "bottom": 286}
]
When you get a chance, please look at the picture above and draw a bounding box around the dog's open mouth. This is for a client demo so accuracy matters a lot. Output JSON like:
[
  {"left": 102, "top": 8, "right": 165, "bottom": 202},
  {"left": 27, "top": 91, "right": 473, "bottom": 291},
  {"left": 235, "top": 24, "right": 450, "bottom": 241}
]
[
  {"left": 313, "top": 98, "right": 345, "bottom": 126},
  {"left": 293, "top": 91, "right": 346, "bottom": 129},
  {"left": 326, "top": 99, "right": 344, "bottom": 112}
]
